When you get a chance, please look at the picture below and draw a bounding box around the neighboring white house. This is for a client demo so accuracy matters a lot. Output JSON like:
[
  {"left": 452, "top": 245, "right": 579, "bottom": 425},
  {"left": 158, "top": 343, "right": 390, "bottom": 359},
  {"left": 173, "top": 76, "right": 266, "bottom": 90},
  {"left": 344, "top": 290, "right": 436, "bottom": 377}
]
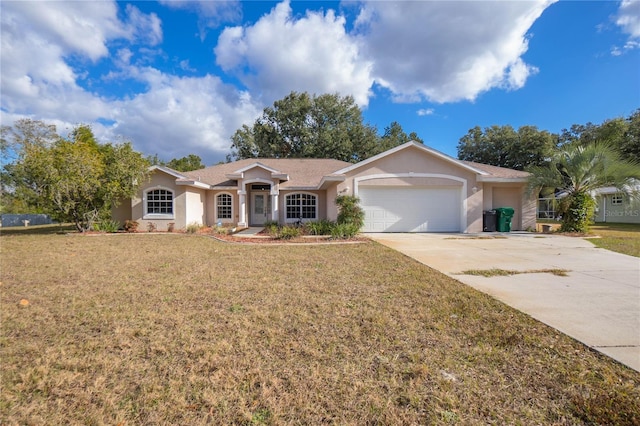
[{"left": 593, "top": 186, "right": 640, "bottom": 224}]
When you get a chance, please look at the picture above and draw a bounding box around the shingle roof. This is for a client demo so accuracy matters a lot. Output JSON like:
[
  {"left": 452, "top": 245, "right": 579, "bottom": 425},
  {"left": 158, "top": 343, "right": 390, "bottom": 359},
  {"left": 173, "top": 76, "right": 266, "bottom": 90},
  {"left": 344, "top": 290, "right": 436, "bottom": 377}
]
[{"left": 182, "top": 158, "right": 352, "bottom": 188}]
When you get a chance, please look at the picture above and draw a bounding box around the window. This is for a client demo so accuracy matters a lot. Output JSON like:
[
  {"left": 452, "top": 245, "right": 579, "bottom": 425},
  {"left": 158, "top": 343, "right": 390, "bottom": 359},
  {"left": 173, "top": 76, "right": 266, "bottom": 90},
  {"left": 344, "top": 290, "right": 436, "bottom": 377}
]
[
  {"left": 216, "top": 193, "right": 233, "bottom": 220},
  {"left": 611, "top": 194, "right": 623, "bottom": 205},
  {"left": 286, "top": 193, "right": 317, "bottom": 221},
  {"left": 145, "top": 188, "right": 174, "bottom": 217}
]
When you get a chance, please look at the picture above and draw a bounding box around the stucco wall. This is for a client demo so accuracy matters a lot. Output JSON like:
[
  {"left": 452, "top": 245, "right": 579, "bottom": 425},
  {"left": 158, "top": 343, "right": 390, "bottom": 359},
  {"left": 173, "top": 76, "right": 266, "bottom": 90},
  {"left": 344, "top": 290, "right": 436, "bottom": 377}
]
[{"left": 185, "top": 188, "right": 206, "bottom": 226}]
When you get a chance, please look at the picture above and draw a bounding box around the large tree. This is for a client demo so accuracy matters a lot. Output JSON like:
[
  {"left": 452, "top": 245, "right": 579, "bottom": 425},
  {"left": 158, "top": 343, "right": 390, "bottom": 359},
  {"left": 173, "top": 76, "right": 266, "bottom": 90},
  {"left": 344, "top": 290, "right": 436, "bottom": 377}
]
[
  {"left": 228, "top": 92, "right": 410, "bottom": 163},
  {"left": 457, "top": 125, "right": 557, "bottom": 170},
  {"left": 2, "top": 119, "right": 149, "bottom": 231},
  {"left": 166, "top": 154, "right": 205, "bottom": 172},
  {"left": 527, "top": 142, "right": 640, "bottom": 233}
]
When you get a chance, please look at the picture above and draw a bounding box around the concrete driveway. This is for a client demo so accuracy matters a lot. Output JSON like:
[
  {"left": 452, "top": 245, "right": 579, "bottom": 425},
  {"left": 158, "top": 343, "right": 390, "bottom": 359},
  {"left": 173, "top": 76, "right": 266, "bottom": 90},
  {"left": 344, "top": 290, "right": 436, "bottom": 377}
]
[{"left": 365, "top": 232, "right": 640, "bottom": 372}]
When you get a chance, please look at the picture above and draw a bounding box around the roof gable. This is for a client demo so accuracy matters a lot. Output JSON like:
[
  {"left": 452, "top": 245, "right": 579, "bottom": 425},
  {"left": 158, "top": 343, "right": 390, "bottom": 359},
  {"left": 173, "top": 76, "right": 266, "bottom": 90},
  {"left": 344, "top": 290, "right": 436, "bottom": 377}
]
[{"left": 334, "top": 141, "right": 489, "bottom": 176}]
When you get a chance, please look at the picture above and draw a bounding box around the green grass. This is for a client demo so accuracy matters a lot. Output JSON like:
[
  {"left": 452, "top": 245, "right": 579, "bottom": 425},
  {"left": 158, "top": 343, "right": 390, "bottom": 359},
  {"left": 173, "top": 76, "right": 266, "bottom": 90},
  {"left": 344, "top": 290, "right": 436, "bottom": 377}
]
[
  {"left": 588, "top": 223, "right": 640, "bottom": 257},
  {"left": 1, "top": 232, "right": 639, "bottom": 424}
]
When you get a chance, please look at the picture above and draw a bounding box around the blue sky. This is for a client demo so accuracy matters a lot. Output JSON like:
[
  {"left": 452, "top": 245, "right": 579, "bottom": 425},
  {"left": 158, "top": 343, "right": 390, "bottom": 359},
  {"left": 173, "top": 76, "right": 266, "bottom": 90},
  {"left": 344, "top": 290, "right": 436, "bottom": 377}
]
[{"left": 1, "top": 1, "right": 638, "bottom": 165}]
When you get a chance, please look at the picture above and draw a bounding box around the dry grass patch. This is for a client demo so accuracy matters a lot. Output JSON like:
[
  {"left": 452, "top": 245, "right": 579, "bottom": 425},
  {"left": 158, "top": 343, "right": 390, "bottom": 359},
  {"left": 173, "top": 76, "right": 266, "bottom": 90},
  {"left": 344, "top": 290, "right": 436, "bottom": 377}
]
[
  {"left": 1, "top": 233, "right": 639, "bottom": 425},
  {"left": 460, "top": 268, "right": 570, "bottom": 277}
]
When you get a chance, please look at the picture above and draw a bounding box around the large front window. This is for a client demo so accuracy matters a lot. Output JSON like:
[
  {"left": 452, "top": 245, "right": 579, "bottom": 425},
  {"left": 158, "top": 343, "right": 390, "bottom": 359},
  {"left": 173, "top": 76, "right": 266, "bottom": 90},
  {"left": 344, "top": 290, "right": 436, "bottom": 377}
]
[
  {"left": 146, "top": 189, "right": 174, "bottom": 216},
  {"left": 216, "top": 193, "right": 233, "bottom": 220},
  {"left": 286, "top": 193, "right": 317, "bottom": 221}
]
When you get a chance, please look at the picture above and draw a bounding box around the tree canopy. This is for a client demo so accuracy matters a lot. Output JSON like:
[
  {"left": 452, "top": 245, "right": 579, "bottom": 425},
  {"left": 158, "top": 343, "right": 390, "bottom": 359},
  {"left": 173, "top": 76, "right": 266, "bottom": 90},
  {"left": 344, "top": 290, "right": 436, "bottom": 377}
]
[
  {"left": 457, "top": 125, "right": 557, "bottom": 170},
  {"left": 1, "top": 119, "right": 149, "bottom": 231},
  {"left": 228, "top": 92, "right": 423, "bottom": 163},
  {"left": 458, "top": 110, "right": 640, "bottom": 171},
  {"left": 166, "top": 154, "right": 205, "bottom": 172}
]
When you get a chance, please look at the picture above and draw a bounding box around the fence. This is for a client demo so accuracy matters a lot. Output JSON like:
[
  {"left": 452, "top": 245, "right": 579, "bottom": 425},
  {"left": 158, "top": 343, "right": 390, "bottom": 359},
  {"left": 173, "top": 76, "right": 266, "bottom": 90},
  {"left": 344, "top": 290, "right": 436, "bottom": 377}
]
[{"left": 1, "top": 214, "right": 53, "bottom": 227}]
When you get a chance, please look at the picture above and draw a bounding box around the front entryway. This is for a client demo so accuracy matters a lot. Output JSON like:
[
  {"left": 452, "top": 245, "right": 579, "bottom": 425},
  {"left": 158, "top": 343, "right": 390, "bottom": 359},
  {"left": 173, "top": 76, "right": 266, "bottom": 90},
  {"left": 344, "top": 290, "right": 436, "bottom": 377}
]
[{"left": 251, "top": 192, "right": 272, "bottom": 225}]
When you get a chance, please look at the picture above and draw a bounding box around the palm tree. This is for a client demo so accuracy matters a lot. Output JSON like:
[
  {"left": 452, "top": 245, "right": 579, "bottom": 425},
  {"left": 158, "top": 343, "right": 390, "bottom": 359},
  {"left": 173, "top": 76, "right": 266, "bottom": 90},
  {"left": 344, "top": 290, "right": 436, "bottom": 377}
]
[{"left": 527, "top": 142, "right": 640, "bottom": 232}]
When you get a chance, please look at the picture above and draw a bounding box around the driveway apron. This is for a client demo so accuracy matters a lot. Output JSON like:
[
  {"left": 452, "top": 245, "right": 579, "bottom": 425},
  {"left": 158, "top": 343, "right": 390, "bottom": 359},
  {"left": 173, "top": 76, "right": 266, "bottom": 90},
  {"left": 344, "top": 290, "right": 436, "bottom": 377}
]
[{"left": 365, "top": 232, "right": 640, "bottom": 372}]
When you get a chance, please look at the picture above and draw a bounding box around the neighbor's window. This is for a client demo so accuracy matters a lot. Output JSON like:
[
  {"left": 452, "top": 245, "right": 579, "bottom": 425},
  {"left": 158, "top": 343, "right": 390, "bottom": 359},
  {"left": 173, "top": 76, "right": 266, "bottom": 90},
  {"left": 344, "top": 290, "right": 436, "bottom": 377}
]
[
  {"left": 216, "top": 193, "right": 233, "bottom": 220},
  {"left": 146, "top": 188, "right": 174, "bottom": 216},
  {"left": 285, "top": 193, "right": 317, "bottom": 220},
  {"left": 611, "top": 194, "right": 623, "bottom": 205}
]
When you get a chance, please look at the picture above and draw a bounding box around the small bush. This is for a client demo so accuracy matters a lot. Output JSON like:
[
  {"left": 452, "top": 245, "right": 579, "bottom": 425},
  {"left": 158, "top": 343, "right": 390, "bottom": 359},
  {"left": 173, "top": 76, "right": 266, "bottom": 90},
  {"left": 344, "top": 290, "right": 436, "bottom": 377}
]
[
  {"left": 277, "top": 225, "right": 301, "bottom": 240},
  {"left": 305, "top": 220, "right": 334, "bottom": 235},
  {"left": 147, "top": 222, "right": 157, "bottom": 232},
  {"left": 263, "top": 220, "right": 279, "bottom": 236},
  {"left": 336, "top": 195, "right": 364, "bottom": 229},
  {"left": 186, "top": 222, "right": 201, "bottom": 234},
  {"left": 167, "top": 223, "right": 175, "bottom": 232},
  {"left": 124, "top": 220, "right": 138, "bottom": 233},
  {"left": 330, "top": 222, "right": 360, "bottom": 239},
  {"left": 93, "top": 219, "right": 120, "bottom": 233}
]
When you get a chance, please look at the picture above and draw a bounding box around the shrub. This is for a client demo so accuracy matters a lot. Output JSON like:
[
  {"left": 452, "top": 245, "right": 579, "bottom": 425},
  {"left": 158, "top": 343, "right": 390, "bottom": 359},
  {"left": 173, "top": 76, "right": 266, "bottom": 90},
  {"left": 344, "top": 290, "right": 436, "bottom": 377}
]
[
  {"left": 330, "top": 222, "right": 360, "bottom": 239},
  {"left": 263, "top": 220, "right": 279, "bottom": 236},
  {"left": 336, "top": 195, "right": 364, "bottom": 229},
  {"left": 147, "top": 222, "right": 157, "bottom": 232},
  {"left": 558, "top": 191, "right": 596, "bottom": 233},
  {"left": 277, "top": 225, "right": 301, "bottom": 240},
  {"left": 124, "top": 220, "right": 139, "bottom": 233},
  {"left": 93, "top": 219, "right": 120, "bottom": 233},
  {"left": 186, "top": 222, "right": 201, "bottom": 234},
  {"left": 167, "top": 223, "right": 175, "bottom": 232},
  {"left": 305, "top": 220, "right": 334, "bottom": 235}
]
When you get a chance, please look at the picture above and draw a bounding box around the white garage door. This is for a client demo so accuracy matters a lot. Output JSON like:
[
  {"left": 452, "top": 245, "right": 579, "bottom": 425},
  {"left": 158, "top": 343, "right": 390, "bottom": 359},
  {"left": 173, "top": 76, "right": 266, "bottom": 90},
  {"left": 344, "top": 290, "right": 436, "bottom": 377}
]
[{"left": 359, "top": 186, "right": 461, "bottom": 232}]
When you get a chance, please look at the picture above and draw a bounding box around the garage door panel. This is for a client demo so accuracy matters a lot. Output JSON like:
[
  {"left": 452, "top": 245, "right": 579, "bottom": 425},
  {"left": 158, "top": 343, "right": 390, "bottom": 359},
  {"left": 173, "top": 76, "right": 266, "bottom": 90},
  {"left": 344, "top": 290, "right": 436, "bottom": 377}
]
[{"left": 360, "top": 186, "right": 461, "bottom": 232}]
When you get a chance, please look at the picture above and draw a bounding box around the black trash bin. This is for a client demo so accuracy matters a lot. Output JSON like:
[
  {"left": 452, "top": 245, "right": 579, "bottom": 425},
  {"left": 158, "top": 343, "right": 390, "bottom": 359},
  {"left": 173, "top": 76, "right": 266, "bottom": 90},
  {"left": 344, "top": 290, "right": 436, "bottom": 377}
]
[
  {"left": 483, "top": 210, "right": 497, "bottom": 232},
  {"left": 495, "top": 207, "right": 515, "bottom": 232}
]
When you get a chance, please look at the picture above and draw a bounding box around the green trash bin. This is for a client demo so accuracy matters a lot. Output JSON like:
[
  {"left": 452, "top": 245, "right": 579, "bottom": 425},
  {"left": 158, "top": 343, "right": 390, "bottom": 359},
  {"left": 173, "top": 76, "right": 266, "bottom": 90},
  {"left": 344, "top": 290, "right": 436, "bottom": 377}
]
[{"left": 495, "top": 207, "right": 515, "bottom": 232}]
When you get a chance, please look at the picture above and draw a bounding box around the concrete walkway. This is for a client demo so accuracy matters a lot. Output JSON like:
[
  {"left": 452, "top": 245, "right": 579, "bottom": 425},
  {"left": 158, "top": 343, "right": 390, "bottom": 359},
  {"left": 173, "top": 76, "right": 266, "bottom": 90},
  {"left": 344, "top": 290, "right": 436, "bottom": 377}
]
[{"left": 365, "top": 232, "right": 640, "bottom": 372}]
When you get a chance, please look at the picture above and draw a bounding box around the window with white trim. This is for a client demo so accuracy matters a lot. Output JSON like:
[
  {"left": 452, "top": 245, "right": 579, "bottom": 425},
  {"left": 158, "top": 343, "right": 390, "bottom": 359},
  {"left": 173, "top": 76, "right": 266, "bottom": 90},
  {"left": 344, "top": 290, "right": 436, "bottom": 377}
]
[
  {"left": 285, "top": 193, "right": 317, "bottom": 221},
  {"left": 611, "top": 194, "right": 623, "bottom": 205},
  {"left": 216, "top": 193, "right": 233, "bottom": 220},
  {"left": 145, "top": 188, "right": 174, "bottom": 217}
]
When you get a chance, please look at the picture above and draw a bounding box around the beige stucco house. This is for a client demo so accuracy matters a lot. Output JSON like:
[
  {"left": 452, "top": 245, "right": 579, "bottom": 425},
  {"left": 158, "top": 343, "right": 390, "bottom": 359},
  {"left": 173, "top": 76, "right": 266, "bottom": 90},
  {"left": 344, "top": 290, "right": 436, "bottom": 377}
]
[{"left": 113, "top": 142, "right": 535, "bottom": 233}]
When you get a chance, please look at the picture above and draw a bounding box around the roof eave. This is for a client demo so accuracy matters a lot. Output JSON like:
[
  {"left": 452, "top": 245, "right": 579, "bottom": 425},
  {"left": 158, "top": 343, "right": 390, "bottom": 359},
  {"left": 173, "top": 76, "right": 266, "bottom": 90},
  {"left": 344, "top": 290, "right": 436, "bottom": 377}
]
[
  {"left": 176, "top": 180, "right": 211, "bottom": 189},
  {"left": 318, "top": 175, "right": 346, "bottom": 190}
]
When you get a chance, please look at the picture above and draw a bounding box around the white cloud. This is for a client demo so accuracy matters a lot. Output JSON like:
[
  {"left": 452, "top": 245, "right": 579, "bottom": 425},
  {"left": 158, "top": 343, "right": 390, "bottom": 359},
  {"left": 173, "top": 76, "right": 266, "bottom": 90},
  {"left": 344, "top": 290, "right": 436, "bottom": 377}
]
[
  {"left": 0, "top": 1, "right": 257, "bottom": 164},
  {"left": 354, "top": 0, "right": 555, "bottom": 103},
  {"left": 417, "top": 108, "right": 434, "bottom": 117},
  {"left": 106, "top": 73, "right": 260, "bottom": 163},
  {"left": 214, "top": 0, "right": 374, "bottom": 106},
  {"left": 613, "top": 0, "right": 640, "bottom": 54}
]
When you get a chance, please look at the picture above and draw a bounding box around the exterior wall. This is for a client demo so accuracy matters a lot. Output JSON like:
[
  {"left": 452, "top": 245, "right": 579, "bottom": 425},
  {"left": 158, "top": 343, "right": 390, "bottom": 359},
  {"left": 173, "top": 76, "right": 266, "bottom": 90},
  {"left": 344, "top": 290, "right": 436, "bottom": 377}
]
[
  {"left": 326, "top": 184, "right": 339, "bottom": 222},
  {"left": 184, "top": 188, "right": 206, "bottom": 226},
  {"left": 343, "top": 145, "right": 481, "bottom": 232},
  {"left": 130, "top": 170, "right": 187, "bottom": 231},
  {"left": 111, "top": 200, "right": 132, "bottom": 225},
  {"left": 595, "top": 194, "right": 640, "bottom": 224}
]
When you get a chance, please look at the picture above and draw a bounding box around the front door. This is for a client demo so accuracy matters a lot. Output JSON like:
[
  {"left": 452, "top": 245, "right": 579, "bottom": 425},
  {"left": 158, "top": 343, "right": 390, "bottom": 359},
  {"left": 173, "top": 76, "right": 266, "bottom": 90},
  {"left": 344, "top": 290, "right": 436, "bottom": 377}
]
[{"left": 251, "top": 193, "right": 272, "bottom": 225}]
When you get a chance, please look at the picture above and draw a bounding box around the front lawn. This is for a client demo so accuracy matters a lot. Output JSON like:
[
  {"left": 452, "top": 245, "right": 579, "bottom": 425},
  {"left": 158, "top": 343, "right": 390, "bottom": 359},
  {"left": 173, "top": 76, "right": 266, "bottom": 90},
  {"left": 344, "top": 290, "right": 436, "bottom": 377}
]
[
  {"left": 588, "top": 222, "right": 640, "bottom": 257},
  {"left": 1, "top": 233, "right": 638, "bottom": 424}
]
